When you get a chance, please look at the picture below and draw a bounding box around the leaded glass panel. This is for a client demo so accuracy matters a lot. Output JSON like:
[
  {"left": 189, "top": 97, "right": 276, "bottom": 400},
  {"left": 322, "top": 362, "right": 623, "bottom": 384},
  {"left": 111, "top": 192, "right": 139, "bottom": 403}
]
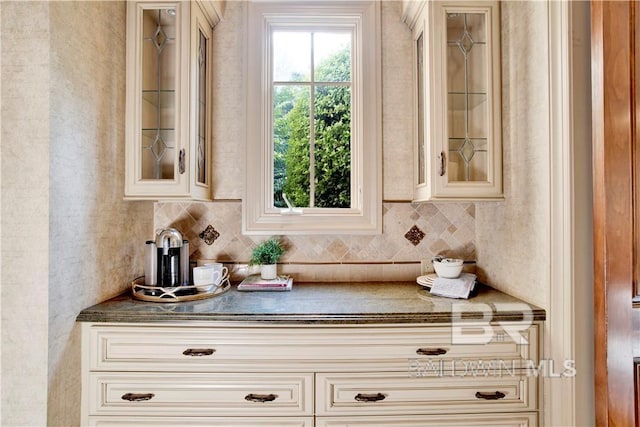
[
  {"left": 141, "top": 8, "right": 177, "bottom": 180},
  {"left": 446, "top": 12, "right": 488, "bottom": 183}
]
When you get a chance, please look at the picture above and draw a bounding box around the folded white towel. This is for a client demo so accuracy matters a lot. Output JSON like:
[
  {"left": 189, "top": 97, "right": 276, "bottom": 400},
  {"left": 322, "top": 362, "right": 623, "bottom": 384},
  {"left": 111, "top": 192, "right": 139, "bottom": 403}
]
[{"left": 430, "top": 273, "right": 477, "bottom": 299}]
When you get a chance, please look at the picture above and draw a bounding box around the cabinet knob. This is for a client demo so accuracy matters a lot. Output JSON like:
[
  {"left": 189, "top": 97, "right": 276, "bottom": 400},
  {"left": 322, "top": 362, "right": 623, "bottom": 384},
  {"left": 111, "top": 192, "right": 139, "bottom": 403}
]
[
  {"left": 182, "top": 348, "right": 216, "bottom": 356},
  {"left": 244, "top": 393, "right": 278, "bottom": 402},
  {"left": 121, "top": 393, "right": 155, "bottom": 402},
  {"left": 475, "top": 391, "right": 506, "bottom": 400},
  {"left": 416, "top": 347, "right": 448, "bottom": 356},
  {"left": 354, "top": 392, "right": 387, "bottom": 402}
]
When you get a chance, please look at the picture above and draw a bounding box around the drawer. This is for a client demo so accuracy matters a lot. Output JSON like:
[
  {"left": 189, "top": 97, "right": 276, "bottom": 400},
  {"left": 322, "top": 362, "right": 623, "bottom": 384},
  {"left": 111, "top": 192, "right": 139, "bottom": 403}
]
[
  {"left": 316, "top": 412, "right": 538, "bottom": 427},
  {"left": 85, "top": 323, "right": 538, "bottom": 372},
  {"left": 316, "top": 371, "right": 537, "bottom": 416},
  {"left": 88, "top": 372, "right": 312, "bottom": 417},
  {"left": 88, "top": 416, "right": 313, "bottom": 426}
]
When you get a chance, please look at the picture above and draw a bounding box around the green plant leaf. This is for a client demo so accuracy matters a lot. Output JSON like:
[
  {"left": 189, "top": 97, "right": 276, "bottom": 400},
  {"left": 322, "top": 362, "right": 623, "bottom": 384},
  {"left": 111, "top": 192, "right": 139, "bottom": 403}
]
[{"left": 249, "top": 238, "right": 286, "bottom": 265}]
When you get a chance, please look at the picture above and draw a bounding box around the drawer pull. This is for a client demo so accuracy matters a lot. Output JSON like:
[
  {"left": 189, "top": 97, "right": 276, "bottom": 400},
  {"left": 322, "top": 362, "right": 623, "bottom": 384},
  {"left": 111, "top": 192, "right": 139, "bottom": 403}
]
[
  {"left": 475, "top": 391, "right": 506, "bottom": 400},
  {"left": 244, "top": 393, "right": 278, "bottom": 403},
  {"left": 354, "top": 392, "right": 387, "bottom": 402},
  {"left": 182, "top": 348, "right": 215, "bottom": 356},
  {"left": 416, "top": 347, "right": 448, "bottom": 356},
  {"left": 121, "top": 393, "right": 155, "bottom": 402}
]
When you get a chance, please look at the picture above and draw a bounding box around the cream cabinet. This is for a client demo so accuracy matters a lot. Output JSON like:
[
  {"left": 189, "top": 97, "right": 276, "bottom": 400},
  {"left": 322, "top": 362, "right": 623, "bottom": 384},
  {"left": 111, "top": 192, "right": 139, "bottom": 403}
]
[
  {"left": 124, "top": 1, "right": 220, "bottom": 200},
  {"left": 87, "top": 418, "right": 313, "bottom": 426},
  {"left": 81, "top": 322, "right": 541, "bottom": 426},
  {"left": 316, "top": 372, "right": 536, "bottom": 416},
  {"left": 315, "top": 413, "right": 538, "bottom": 427},
  {"left": 403, "top": 1, "right": 503, "bottom": 201}
]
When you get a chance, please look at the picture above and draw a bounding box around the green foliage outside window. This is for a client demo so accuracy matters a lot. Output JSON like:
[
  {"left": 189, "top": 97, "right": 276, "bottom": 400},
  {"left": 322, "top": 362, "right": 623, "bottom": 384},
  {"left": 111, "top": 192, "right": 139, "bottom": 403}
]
[{"left": 273, "top": 47, "right": 351, "bottom": 209}]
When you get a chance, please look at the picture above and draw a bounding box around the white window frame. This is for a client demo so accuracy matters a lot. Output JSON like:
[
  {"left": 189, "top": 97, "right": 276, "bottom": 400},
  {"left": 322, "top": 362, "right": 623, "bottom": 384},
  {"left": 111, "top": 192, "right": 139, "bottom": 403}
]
[{"left": 243, "top": 1, "right": 382, "bottom": 235}]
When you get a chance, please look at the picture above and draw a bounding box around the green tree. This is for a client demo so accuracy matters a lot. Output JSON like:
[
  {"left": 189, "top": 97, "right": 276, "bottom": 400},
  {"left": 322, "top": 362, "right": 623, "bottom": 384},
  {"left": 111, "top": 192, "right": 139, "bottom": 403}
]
[
  {"left": 273, "top": 85, "right": 305, "bottom": 206},
  {"left": 280, "top": 88, "right": 310, "bottom": 207},
  {"left": 314, "top": 48, "right": 351, "bottom": 208},
  {"left": 273, "top": 45, "right": 351, "bottom": 208}
]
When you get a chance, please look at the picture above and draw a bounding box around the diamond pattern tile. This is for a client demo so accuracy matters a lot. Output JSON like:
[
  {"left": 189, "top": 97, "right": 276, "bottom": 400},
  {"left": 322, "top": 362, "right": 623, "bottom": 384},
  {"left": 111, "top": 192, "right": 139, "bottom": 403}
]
[{"left": 155, "top": 202, "right": 476, "bottom": 265}]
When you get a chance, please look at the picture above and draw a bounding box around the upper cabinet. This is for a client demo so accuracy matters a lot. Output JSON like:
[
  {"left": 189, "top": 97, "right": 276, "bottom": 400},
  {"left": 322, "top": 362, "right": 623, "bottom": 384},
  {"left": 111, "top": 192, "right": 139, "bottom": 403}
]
[
  {"left": 125, "top": 1, "right": 222, "bottom": 200},
  {"left": 403, "top": 1, "right": 502, "bottom": 201}
]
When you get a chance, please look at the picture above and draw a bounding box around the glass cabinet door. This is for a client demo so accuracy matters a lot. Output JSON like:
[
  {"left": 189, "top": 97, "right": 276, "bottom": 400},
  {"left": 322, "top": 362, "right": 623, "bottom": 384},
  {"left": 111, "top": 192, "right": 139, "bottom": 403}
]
[
  {"left": 446, "top": 11, "right": 488, "bottom": 183},
  {"left": 125, "top": 1, "right": 217, "bottom": 200},
  {"left": 195, "top": 20, "right": 209, "bottom": 187},
  {"left": 410, "top": 1, "right": 501, "bottom": 201},
  {"left": 141, "top": 6, "right": 179, "bottom": 181},
  {"left": 438, "top": 1, "right": 501, "bottom": 198}
]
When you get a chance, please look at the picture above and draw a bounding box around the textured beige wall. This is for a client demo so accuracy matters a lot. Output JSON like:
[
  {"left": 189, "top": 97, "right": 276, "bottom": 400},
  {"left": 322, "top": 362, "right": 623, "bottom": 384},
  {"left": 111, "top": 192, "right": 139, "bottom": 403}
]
[
  {"left": 475, "top": 1, "right": 550, "bottom": 308},
  {"left": 211, "top": 0, "right": 246, "bottom": 199},
  {"left": 48, "top": 2, "right": 154, "bottom": 426},
  {"left": 1, "top": 2, "right": 51, "bottom": 425},
  {"left": 382, "top": 0, "right": 414, "bottom": 201}
]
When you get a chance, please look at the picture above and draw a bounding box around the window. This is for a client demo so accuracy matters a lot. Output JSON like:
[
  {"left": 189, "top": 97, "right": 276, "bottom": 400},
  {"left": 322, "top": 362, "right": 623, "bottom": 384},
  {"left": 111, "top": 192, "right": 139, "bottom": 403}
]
[
  {"left": 273, "top": 31, "right": 352, "bottom": 209},
  {"left": 244, "top": 1, "right": 381, "bottom": 235}
]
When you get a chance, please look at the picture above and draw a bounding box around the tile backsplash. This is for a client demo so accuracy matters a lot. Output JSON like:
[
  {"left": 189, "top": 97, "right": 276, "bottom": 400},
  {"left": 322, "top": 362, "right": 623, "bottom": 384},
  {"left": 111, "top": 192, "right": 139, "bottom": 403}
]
[{"left": 155, "top": 201, "right": 476, "bottom": 281}]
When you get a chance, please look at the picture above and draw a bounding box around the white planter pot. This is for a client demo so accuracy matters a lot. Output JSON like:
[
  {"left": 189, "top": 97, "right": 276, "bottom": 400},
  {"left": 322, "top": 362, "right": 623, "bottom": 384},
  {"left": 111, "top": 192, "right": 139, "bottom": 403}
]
[{"left": 261, "top": 264, "right": 277, "bottom": 280}]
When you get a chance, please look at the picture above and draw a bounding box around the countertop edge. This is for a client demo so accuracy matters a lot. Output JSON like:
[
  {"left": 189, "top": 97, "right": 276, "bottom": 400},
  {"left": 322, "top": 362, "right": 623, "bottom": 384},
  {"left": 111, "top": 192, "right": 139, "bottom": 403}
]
[
  {"left": 76, "top": 310, "right": 546, "bottom": 324},
  {"left": 76, "top": 282, "right": 547, "bottom": 324}
]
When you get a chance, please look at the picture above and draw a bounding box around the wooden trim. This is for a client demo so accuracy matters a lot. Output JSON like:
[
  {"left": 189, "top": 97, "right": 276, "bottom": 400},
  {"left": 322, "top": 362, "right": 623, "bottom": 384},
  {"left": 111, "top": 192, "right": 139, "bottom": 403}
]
[
  {"left": 631, "top": 2, "right": 640, "bottom": 302},
  {"left": 591, "top": 1, "right": 636, "bottom": 425},
  {"left": 590, "top": 5, "right": 607, "bottom": 421}
]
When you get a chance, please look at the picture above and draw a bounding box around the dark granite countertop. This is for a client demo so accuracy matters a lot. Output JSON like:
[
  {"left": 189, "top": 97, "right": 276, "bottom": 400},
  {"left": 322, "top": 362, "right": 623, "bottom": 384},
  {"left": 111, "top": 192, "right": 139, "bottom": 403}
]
[{"left": 76, "top": 282, "right": 545, "bottom": 324}]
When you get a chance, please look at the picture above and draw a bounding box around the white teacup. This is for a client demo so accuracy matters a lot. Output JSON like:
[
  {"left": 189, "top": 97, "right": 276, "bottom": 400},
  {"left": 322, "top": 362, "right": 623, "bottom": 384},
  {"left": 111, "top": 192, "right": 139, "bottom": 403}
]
[
  {"left": 193, "top": 265, "right": 222, "bottom": 285},
  {"left": 204, "top": 263, "right": 228, "bottom": 284}
]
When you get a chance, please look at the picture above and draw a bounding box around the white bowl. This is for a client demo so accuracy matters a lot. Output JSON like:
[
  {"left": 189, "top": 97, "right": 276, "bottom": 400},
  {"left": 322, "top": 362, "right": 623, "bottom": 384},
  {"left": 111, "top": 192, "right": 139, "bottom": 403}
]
[{"left": 432, "top": 258, "right": 463, "bottom": 278}]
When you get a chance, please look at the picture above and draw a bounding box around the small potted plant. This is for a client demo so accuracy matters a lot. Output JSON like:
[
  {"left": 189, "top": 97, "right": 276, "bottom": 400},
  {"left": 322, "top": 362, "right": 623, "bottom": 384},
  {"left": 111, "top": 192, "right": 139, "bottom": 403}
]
[{"left": 249, "top": 238, "right": 286, "bottom": 280}]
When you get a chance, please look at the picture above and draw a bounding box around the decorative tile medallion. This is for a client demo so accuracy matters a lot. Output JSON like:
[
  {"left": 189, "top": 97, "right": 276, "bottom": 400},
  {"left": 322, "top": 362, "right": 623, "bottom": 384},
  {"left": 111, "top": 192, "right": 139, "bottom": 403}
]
[
  {"left": 404, "top": 224, "right": 425, "bottom": 246},
  {"left": 199, "top": 225, "right": 220, "bottom": 245}
]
